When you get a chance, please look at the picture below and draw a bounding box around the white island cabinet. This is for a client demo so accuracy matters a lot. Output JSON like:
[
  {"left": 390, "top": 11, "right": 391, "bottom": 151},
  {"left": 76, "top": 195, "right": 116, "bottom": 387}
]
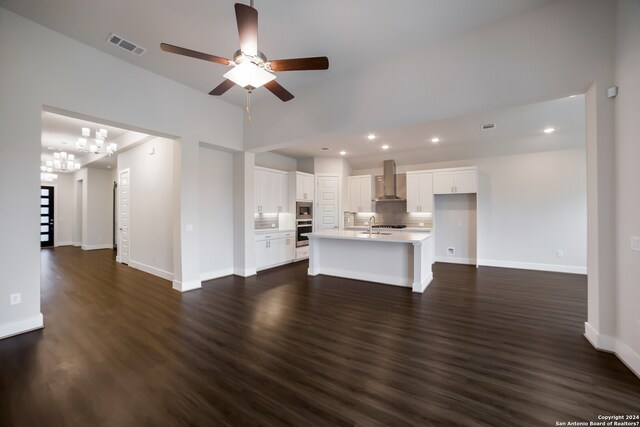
[{"left": 305, "top": 230, "right": 434, "bottom": 293}]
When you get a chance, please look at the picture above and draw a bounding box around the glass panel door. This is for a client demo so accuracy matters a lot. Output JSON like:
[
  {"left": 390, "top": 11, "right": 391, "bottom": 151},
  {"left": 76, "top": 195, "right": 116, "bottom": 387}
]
[{"left": 40, "top": 186, "right": 54, "bottom": 248}]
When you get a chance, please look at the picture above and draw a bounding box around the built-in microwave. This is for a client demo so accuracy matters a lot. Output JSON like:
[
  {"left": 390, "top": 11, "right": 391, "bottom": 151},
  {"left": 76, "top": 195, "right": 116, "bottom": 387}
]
[{"left": 296, "top": 201, "right": 313, "bottom": 220}]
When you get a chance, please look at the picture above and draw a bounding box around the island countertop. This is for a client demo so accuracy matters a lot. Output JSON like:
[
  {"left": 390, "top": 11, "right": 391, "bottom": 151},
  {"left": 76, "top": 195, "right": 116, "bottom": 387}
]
[{"left": 304, "top": 229, "right": 431, "bottom": 244}]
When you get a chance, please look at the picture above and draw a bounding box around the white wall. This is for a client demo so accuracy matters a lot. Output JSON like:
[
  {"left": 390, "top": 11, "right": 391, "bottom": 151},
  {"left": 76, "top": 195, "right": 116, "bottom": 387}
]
[
  {"left": 199, "top": 145, "right": 235, "bottom": 281},
  {"left": 117, "top": 138, "right": 174, "bottom": 280},
  {"left": 0, "top": 7, "right": 242, "bottom": 338},
  {"left": 255, "top": 152, "right": 297, "bottom": 171},
  {"left": 85, "top": 168, "right": 114, "bottom": 249},
  {"left": 612, "top": 0, "right": 640, "bottom": 376},
  {"left": 353, "top": 148, "right": 587, "bottom": 273}
]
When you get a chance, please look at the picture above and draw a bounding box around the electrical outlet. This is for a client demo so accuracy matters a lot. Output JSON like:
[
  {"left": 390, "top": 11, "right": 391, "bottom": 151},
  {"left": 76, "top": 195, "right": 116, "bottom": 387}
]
[
  {"left": 364, "top": 221, "right": 369, "bottom": 225},
  {"left": 631, "top": 236, "right": 640, "bottom": 252},
  {"left": 447, "top": 247, "right": 455, "bottom": 255},
  {"left": 419, "top": 222, "right": 425, "bottom": 227},
  {"left": 557, "top": 250, "right": 564, "bottom": 258},
  {"left": 10, "top": 293, "right": 21, "bottom": 305},
  {"left": 186, "top": 224, "right": 194, "bottom": 232},
  {"left": 271, "top": 223, "right": 276, "bottom": 228}
]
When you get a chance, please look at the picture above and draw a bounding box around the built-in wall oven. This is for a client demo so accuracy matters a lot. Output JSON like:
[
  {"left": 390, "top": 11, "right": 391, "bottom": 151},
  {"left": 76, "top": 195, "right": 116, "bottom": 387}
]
[
  {"left": 296, "top": 219, "right": 313, "bottom": 247},
  {"left": 296, "top": 201, "right": 313, "bottom": 220}
]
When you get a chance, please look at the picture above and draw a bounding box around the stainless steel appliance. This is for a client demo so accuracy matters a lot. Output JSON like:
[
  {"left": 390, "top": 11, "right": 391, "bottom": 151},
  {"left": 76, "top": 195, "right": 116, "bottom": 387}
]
[
  {"left": 296, "top": 219, "right": 313, "bottom": 247},
  {"left": 296, "top": 201, "right": 313, "bottom": 220}
]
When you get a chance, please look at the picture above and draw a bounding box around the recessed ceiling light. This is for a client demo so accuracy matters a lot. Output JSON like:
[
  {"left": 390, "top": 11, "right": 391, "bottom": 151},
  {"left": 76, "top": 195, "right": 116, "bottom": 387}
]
[
  {"left": 543, "top": 127, "right": 555, "bottom": 134},
  {"left": 339, "top": 151, "right": 346, "bottom": 156},
  {"left": 320, "top": 147, "right": 331, "bottom": 151},
  {"left": 367, "top": 134, "right": 376, "bottom": 140},
  {"left": 381, "top": 144, "right": 389, "bottom": 150},
  {"left": 431, "top": 137, "right": 440, "bottom": 143}
]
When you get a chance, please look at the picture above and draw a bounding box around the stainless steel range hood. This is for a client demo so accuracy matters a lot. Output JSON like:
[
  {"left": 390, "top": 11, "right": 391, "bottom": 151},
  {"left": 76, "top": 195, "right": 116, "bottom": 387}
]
[{"left": 374, "top": 160, "right": 405, "bottom": 201}]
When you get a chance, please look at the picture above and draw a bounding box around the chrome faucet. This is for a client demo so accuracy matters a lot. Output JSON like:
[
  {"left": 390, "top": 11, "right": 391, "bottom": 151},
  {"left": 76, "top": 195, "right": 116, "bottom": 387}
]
[{"left": 369, "top": 215, "right": 376, "bottom": 234}]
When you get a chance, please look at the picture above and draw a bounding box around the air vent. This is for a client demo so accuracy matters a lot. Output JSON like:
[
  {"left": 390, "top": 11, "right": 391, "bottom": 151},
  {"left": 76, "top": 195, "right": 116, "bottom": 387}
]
[
  {"left": 481, "top": 123, "right": 496, "bottom": 131},
  {"left": 107, "top": 33, "right": 146, "bottom": 56}
]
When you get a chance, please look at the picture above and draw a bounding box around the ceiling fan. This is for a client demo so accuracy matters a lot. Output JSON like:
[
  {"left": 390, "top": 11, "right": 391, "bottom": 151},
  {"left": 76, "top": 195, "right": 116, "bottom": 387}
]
[{"left": 160, "top": 1, "right": 329, "bottom": 102}]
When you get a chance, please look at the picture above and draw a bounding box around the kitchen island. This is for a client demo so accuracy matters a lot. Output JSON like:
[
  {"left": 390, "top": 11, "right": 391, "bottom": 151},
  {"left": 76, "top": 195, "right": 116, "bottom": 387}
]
[{"left": 304, "top": 230, "right": 434, "bottom": 293}]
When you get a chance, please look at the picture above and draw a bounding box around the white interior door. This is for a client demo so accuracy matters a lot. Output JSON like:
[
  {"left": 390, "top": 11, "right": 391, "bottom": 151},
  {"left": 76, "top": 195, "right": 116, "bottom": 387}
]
[
  {"left": 118, "top": 169, "right": 130, "bottom": 264},
  {"left": 316, "top": 175, "right": 340, "bottom": 231}
]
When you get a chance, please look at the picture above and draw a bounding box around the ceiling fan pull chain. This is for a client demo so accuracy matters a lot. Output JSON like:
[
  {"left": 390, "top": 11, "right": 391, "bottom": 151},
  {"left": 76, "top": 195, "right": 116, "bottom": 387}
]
[{"left": 246, "top": 91, "right": 252, "bottom": 123}]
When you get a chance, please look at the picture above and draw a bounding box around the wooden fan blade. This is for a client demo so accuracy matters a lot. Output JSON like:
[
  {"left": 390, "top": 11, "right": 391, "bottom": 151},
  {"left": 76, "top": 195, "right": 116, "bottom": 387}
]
[
  {"left": 160, "top": 43, "right": 229, "bottom": 65},
  {"left": 235, "top": 3, "right": 258, "bottom": 56},
  {"left": 264, "top": 80, "right": 294, "bottom": 102},
  {"left": 269, "top": 57, "right": 329, "bottom": 72},
  {"left": 209, "top": 79, "right": 235, "bottom": 96}
]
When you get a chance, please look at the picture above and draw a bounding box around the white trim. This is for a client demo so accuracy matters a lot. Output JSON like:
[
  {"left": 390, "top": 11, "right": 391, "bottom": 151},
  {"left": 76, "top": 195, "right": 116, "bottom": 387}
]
[
  {"left": 0, "top": 313, "right": 44, "bottom": 340},
  {"left": 200, "top": 268, "right": 234, "bottom": 281},
  {"left": 172, "top": 279, "right": 201, "bottom": 292},
  {"left": 129, "top": 260, "right": 173, "bottom": 281},
  {"left": 412, "top": 271, "right": 433, "bottom": 293},
  {"left": 54, "top": 241, "right": 73, "bottom": 247},
  {"left": 616, "top": 340, "right": 640, "bottom": 379},
  {"left": 234, "top": 267, "right": 257, "bottom": 277},
  {"left": 256, "top": 260, "right": 294, "bottom": 272},
  {"left": 584, "top": 323, "right": 640, "bottom": 379},
  {"left": 478, "top": 258, "right": 587, "bottom": 274},
  {"left": 81, "top": 243, "right": 114, "bottom": 250},
  {"left": 435, "top": 256, "right": 477, "bottom": 265},
  {"left": 309, "top": 267, "right": 412, "bottom": 288},
  {"left": 72, "top": 241, "right": 81, "bottom": 247}
]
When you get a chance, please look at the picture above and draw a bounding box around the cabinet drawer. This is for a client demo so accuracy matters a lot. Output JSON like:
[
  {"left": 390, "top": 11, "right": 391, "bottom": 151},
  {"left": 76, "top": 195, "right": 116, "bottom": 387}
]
[
  {"left": 279, "top": 231, "right": 295, "bottom": 239},
  {"left": 296, "top": 246, "right": 309, "bottom": 260},
  {"left": 255, "top": 233, "right": 277, "bottom": 242}
]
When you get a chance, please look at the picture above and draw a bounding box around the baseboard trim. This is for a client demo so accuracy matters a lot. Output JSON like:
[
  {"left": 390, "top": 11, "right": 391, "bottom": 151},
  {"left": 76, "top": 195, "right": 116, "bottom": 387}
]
[
  {"left": 0, "top": 313, "right": 44, "bottom": 340},
  {"left": 234, "top": 267, "right": 257, "bottom": 277},
  {"left": 584, "top": 322, "right": 640, "bottom": 379},
  {"left": 200, "top": 268, "right": 234, "bottom": 282},
  {"left": 72, "top": 241, "right": 81, "bottom": 247},
  {"left": 82, "top": 244, "right": 114, "bottom": 251},
  {"left": 412, "top": 271, "right": 433, "bottom": 293},
  {"left": 55, "top": 241, "right": 73, "bottom": 247},
  {"left": 478, "top": 259, "right": 587, "bottom": 275},
  {"left": 129, "top": 260, "right": 173, "bottom": 281},
  {"left": 172, "top": 279, "right": 201, "bottom": 292},
  {"left": 435, "top": 256, "right": 476, "bottom": 265}
]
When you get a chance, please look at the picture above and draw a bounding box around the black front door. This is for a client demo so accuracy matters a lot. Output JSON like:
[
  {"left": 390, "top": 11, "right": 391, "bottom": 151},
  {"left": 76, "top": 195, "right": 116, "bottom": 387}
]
[{"left": 40, "top": 186, "right": 54, "bottom": 248}]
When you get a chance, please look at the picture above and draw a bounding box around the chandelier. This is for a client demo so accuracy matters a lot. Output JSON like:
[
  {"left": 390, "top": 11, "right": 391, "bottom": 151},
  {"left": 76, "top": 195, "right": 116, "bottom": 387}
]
[
  {"left": 41, "top": 151, "right": 81, "bottom": 173},
  {"left": 77, "top": 127, "right": 117, "bottom": 156}
]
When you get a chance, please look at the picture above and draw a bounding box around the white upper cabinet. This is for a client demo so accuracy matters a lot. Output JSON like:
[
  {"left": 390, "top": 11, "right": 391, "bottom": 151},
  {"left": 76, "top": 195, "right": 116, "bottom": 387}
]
[
  {"left": 255, "top": 167, "right": 289, "bottom": 214},
  {"left": 348, "top": 175, "right": 373, "bottom": 213},
  {"left": 296, "top": 172, "right": 314, "bottom": 201},
  {"left": 433, "top": 168, "right": 477, "bottom": 194},
  {"left": 406, "top": 171, "right": 433, "bottom": 213}
]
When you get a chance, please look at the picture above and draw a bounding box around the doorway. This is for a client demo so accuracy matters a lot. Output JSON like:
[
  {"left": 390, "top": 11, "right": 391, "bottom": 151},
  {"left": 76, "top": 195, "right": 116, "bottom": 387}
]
[{"left": 40, "top": 186, "right": 54, "bottom": 248}]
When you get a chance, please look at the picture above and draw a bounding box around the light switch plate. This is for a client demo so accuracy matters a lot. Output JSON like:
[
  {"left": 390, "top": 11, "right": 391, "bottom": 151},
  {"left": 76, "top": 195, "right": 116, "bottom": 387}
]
[
  {"left": 631, "top": 236, "right": 640, "bottom": 252},
  {"left": 186, "top": 224, "right": 194, "bottom": 232}
]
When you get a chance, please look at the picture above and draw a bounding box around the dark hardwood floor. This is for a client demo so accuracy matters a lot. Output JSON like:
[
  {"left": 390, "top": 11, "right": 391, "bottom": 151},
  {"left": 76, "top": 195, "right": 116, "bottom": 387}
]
[{"left": 1, "top": 247, "right": 638, "bottom": 426}]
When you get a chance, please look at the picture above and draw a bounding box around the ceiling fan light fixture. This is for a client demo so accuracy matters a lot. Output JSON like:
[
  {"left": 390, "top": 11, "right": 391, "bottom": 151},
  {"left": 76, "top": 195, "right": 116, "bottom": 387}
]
[{"left": 224, "top": 61, "right": 275, "bottom": 90}]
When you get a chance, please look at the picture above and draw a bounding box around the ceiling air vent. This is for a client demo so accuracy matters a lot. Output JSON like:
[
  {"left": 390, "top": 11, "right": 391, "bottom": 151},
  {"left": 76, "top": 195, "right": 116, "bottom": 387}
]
[
  {"left": 481, "top": 123, "right": 496, "bottom": 131},
  {"left": 107, "top": 33, "right": 146, "bottom": 56}
]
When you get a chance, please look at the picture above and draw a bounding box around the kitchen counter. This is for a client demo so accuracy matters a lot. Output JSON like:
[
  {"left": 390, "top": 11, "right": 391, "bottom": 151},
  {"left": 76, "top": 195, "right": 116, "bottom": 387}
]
[
  {"left": 305, "top": 230, "right": 434, "bottom": 293},
  {"left": 344, "top": 226, "right": 433, "bottom": 233}
]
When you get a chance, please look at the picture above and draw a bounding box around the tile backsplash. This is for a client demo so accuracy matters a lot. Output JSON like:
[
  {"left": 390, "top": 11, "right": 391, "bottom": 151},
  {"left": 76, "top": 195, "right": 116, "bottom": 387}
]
[
  {"left": 255, "top": 213, "right": 278, "bottom": 230},
  {"left": 347, "top": 200, "right": 433, "bottom": 229}
]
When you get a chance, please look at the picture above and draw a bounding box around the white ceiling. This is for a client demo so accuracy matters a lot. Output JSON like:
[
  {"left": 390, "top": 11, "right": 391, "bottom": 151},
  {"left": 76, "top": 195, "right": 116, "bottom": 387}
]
[
  {"left": 41, "top": 111, "right": 151, "bottom": 171},
  {"left": 1, "top": 0, "right": 559, "bottom": 107},
  {"left": 275, "top": 95, "right": 586, "bottom": 169}
]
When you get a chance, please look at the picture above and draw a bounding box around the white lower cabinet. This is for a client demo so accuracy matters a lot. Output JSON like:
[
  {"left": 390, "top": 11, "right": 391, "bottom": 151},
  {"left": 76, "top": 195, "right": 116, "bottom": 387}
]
[{"left": 256, "top": 231, "right": 295, "bottom": 271}]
